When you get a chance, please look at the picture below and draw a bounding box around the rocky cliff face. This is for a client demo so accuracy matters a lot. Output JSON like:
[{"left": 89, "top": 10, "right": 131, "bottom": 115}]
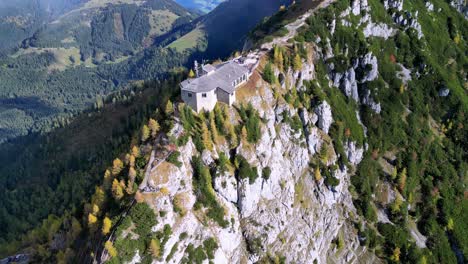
[{"left": 132, "top": 35, "right": 383, "bottom": 262}]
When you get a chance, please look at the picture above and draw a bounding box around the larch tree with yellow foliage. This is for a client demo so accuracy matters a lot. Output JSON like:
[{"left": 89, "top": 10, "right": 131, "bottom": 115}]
[
  {"left": 398, "top": 168, "right": 407, "bottom": 192},
  {"left": 112, "top": 158, "right": 124, "bottom": 175},
  {"left": 225, "top": 121, "right": 238, "bottom": 148},
  {"left": 241, "top": 126, "right": 248, "bottom": 142},
  {"left": 88, "top": 213, "right": 97, "bottom": 226},
  {"left": 92, "top": 204, "right": 100, "bottom": 215},
  {"left": 102, "top": 217, "right": 112, "bottom": 235},
  {"left": 314, "top": 167, "right": 322, "bottom": 182},
  {"left": 128, "top": 167, "right": 137, "bottom": 182},
  {"left": 188, "top": 69, "right": 195, "bottom": 78},
  {"left": 105, "top": 241, "right": 118, "bottom": 258},
  {"left": 131, "top": 146, "right": 140, "bottom": 157},
  {"left": 148, "top": 118, "right": 160, "bottom": 138},
  {"left": 201, "top": 122, "right": 213, "bottom": 151},
  {"left": 165, "top": 100, "right": 174, "bottom": 116},
  {"left": 390, "top": 247, "right": 400, "bottom": 262},
  {"left": 129, "top": 155, "right": 136, "bottom": 167},
  {"left": 111, "top": 179, "right": 124, "bottom": 200},
  {"left": 209, "top": 113, "right": 219, "bottom": 144},
  {"left": 273, "top": 46, "right": 283, "bottom": 68},
  {"left": 141, "top": 124, "right": 150, "bottom": 142},
  {"left": 149, "top": 239, "right": 161, "bottom": 258},
  {"left": 293, "top": 53, "right": 302, "bottom": 71}
]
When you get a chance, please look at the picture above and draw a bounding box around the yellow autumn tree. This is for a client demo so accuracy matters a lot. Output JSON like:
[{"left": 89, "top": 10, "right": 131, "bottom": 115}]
[
  {"left": 131, "top": 146, "right": 140, "bottom": 157},
  {"left": 188, "top": 69, "right": 195, "bottom": 78},
  {"left": 149, "top": 239, "right": 161, "bottom": 258},
  {"left": 125, "top": 180, "right": 134, "bottom": 195},
  {"left": 102, "top": 217, "right": 112, "bottom": 235},
  {"left": 129, "top": 155, "right": 136, "bottom": 168},
  {"left": 112, "top": 158, "right": 124, "bottom": 175},
  {"left": 201, "top": 122, "right": 213, "bottom": 151},
  {"left": 391, "top": 192, "right": 403, "bottom": 213},
  {"left": 141, "top": 125, "right": 150, "bottom": 142},
  {"left": 128, "top": 167, "right": 137, "bottom": 181},
  {"left": 92, "top": 204, "right": 100, "bottom": 215},
  {"left": 148, "top": 118, "right": 160, "bottom": 138},
  {"left": 225, "top": 121, "right": 238, "bottom": 147},
  {"left": 165, "top": 100, "right": 174, "bottom": 116},
  {"left": 390, "top": 247, "right": 400, "bottom": 262},
  {"left": 314, "top": 167, "right": 322, "bottom": 181},
  {"left": 103, "top": 170, "right": 112, "bottom": 189},
  {"left": 293, "top": 54, "right": 302, "bottom": 71},
  {"left": 111, "top": 179, "right": 124, "bottom": 200},
  {"left": 274, "top": 46, "right": 284, "bottom": 70},
  {"left": 447, "top": 218, "right": 454, "bottom": 230},
  {"left": 209, "top": 113, "right": 219, "bottom": 144},
  {"left": 88, "top": 213, "right": 97, "bottom": 226},
  {"left": 398, "top": 168, "right": 407, "bottom": 192},
  {"left": 105, "top": 241, "right": 118, "bottom": 258},
  {"left": 241, "top": 126, "right": 248, "bottom": 142},
  {"left": 92, "top": 186, "right": 106, "bottom": 208}
]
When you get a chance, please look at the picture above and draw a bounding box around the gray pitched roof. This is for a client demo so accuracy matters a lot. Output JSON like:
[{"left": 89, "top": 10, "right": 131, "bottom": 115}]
[
  {"left": 202, "top": 64, "right": 216, "bottom": 73},
  {"left": 181, "top": 62, "right": 249, "bottom": 93}
]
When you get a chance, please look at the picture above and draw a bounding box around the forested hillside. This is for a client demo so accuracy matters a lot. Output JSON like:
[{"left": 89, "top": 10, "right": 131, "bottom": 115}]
[
  {"left": 0, "top": 75, "right": 183, "bottom": 261},
  {"left": 0, "top": 0, "right": 86, "bottom": 54},
  {"left": 0, "top": 0, "right": 198, "bottom": 143}
]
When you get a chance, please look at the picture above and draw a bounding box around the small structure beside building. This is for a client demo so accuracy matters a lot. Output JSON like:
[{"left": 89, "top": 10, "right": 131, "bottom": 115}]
[{"left": 180, "top": 61, "right": 250, "bottom": 112}]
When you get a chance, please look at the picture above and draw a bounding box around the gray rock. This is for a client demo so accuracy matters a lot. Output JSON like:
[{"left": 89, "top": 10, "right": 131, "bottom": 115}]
[
  {"left": 438, "top": 88, "right": 450, "bottom": 97},
  {"left": 360, "top": 53, "right": 379, "bottom": 82},
  {"left": 341, "top": 68, "right": 359, "bottom": 102},
  {"left": 315, "top": 101, "right": 334, "bottom": 134},
  {"left": 363, "top": 22, "right": 396, "bottom": 39}
]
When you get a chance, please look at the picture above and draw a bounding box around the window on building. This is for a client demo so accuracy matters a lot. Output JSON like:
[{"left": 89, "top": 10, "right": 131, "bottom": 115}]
[
  {"left": 188, "top": 92, "right": 192, "bottom": 97},
  {"left": 202, "top": 93, "right": 207, "bottom": 98}
]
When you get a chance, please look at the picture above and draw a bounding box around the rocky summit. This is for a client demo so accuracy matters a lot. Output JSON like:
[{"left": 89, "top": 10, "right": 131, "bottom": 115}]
[{"left": 1, "top": 0, "right": 466, "bottom": 263}]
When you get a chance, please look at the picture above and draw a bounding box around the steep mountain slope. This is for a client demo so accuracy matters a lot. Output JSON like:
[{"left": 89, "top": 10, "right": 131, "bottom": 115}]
[{"left": 168, "top": 0, "right": 292, "bottom": 58}]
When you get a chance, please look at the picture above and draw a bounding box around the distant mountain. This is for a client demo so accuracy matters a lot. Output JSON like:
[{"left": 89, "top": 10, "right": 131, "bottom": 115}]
[
  {"left": 168, "top": 0, "right": 292, "bottom": 58},
  {"left": 174, "top": 0, "right": 224, "bottom": 13},
  {"left": 0, "top": 0, "right": 198, "bottom": 143},
  {"left": 0, "top": 0, "right": 86, "bottom": 54}
]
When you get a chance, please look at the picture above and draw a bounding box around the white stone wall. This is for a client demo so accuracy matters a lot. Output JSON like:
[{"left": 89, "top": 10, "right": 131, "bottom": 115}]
[{"left": 196, "top": 89, "right": 218, "bottom": 112}]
